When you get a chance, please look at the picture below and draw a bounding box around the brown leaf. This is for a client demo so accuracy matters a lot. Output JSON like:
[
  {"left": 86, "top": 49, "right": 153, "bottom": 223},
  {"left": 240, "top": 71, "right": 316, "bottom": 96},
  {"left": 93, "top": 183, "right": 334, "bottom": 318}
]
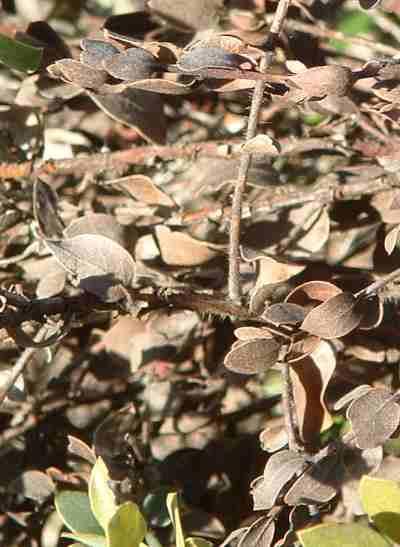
[
  {"left": 290, "top": 340, "right": 336, "bottom": 443},
  {"left": 287, "top": 204, "right": 330, "bottom": 256},
  {"left": 286, "top": 280, "right": 342, "bottom": 307},
  {"left": 284, "top": 452, "right": 342, "bottom": 506},
  {"left": 105, "top": 174, "right": 175, "bottom": 207},
  {"left": 80, "top": 38, "right": 120, "bottom": 68},
  {"left": 263, "top": 303, "right": 306, "bottom": 326},
  {"left": 288, "top": 65, "right": 354, "bottom": 99},
  {"left": 33, "top": 179, "right": 65, "bottom": 239},
  {"left": 301, "top": 292, "right": 362, "bottom": 339},
  {"left": 155, "top": 226, "right": 220, "bottom": 266},
  {"left": 251, "top": 450, "right": 306, "bottom": 510},
  {"left": 64, "top": 213, "right": 130, "bottom": 248},
  {"left": 234, "top": 326, "right": 273, "bottom": 341},
  {"left": 87, "top": 88, "right": 166, "bottom": 144},
  {"left": 347, "top": 388, "right": 400, "bottom": 449},
  {"left": 285, "top": 335, "right": 321, "bottom": 363},
  {"left": 177, "top": 46, "right": 249, "bottom": 73},
  {"left": 334, "top": 385, "right": 372, "bottom": 411},
  {"left": 241, "top": 134, "right": 281, "bottom": 156},
  {"left": 259, "top": 425, "right": 288, "bottom": 453},
  {"left": 9, "top": 471, "right": 55, "bottom": 503},
  {"left": 224, "top": 338, "right": 280, "bottom": 375},
  {"left": 103, "top": 47, "right": 159, "bottom": 81},
  {"left": 67, "top": 435, "right": 96, "bottom": 464},
  {"left": 148, "top": 0, "right": 223, "bottom": 31},
  {"left": 237, "top": 516, "right": 275, "bottom": 547},
  {"left": 48, "top": 59, "right": 107, "bottom": 89},
  {"left": 46, "top": 234, "right": 136, "bottom": 302}
]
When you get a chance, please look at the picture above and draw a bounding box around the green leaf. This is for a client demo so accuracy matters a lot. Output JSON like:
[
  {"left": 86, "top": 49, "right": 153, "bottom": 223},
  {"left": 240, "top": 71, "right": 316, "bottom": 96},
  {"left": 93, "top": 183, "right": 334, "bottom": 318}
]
[
  {"left": 106, "top": 502, "right": 147, "bottom": 547},
  {"left": 166, "top": 492, "right": 186, "bottom": 547},
  {"left": 298, "top": 523, "right": 391, "bottom": 547},
  {"left": 89, "top": 458, "right": 117, "bottom": 531},
  {"left": 55, "top": 491, "right": 104, "bottom": 535},
  {"left": 0, "top": 33, "right": 42, "bottom": 72},
  {"left": 360, "top": 476, "right": 400, "bottom": 542},
  {"left": 185, "top": 538, "right": 214, "bottom": 547},
  {"left": 63, "top": 532, "right": 107, "bottom": 547}
]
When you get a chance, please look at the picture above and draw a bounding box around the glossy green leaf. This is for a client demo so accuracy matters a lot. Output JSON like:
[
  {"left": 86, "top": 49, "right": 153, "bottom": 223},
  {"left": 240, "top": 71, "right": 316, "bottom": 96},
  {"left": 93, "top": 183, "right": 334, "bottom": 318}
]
[
  {"left": 62, "top": 532, "right": 107, "bottom": 547},
  {"left": 298, "top": 523, "right": 391, "bottom": 547},
  {"left": 89, "top": 458, "right": 117, "bottom": 531},
  {"left": 106, "top": 502, "right": 147, "bottom": 547},
  {"left": 0, "top": 33, "right": 42, "bottom": 72},
  {"left": 55, "top": 491, "right": 103, "bottom": 535},
  {"left": 166, "top": 492, "right": 186, "bottom": 547},
  {"left": 360, "top": 475, "right": 400, "bottom": 542}
]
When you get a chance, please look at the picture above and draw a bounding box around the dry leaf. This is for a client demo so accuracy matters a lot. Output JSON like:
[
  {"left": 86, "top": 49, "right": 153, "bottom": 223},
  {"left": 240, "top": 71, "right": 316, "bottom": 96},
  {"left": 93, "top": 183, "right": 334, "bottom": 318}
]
[
  {"left": 87, "top": 88, "right": 166, "bottom": 144},
  {"left": 301, "top": 292, "right": 362, "bottom": 339},
  {"left": 155, "top": 226, "right": 220, "bottom": 266},
  {"left": 106, "top": 174, "right": 175, "bottom": 207},
  {"left": 46, "top": 234, "right": 136, "bottom": 302},
  {"left": 290, "top": 340, "right": 336, "bottom": 443},
  {"left": 148, "top": 0, "right": 223, "bottom": 30},
  {"left": 252, "top": 450, "right": 306, "bottom": 510},
  {"left": 242, "top": 134, "right": 281, "bottom": 155},
  {"left": 347, "top": 388, "right": 400, "bottom": 449},
  {"left": 224, "top": 338, "right": 281, "bottom": 375}
]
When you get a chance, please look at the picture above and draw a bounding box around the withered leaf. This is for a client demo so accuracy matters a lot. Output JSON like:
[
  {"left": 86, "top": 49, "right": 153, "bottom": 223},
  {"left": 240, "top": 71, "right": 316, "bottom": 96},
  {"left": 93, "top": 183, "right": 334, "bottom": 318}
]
[
  {"left": 177, "top": 47, "right": 249, "bottom": 73},
  {"left": 334, "top": 385, "right": 372, "bottom": 411},
  {"left": 148, "top": 0, "right": 223, "bottom": 31},
  {"left": 48, "top": 59, "right": 107, "bottom": 89},
  {"left": 155, "top": 226, "right": 220, "bottom": 266},
  {"left": 46, "top": 234, "right": 136, "bottom": 302},
  {"left": 284, "top": 452, "right": 342, "bottom": 506},
  {"left": 301, "top": 292, "right": 362, "bottom": 339},
  {"left": 106, "top": 174, "right": 175, "bottom": 207},
  {"left": 237, "top": 516, "right": 275, "bottom": 547},
  {"left": 241, "top": 134, "right": 281, "bottom": 156},
  {"left": 289, "top": 65, "right": 354, "bottom": 99},
  {"left": 103, "top": 47, "right": 160, "bottom": 81},
  {"left": 234, "top": 326, "right": 273, "bottom": 341},
  {"left": 263, "top": 303, "right": 306, "bottom": 326},
  {"left": 80, "top": 39, "right": 120, "bottom": 68},
  {"left": 251, "top": 450, "right": 306, "bottom": 510},
  {"left": 224, "top": 338, "right": 280, "bottom": 375},
  {"left": 67, "top": 435, "right": 96, "bottom": 464},
  {"left": 290, "top": 340, "right": 336, "bottom": 442},
  {"left": 33, "top": 178, "right": 65, "bottom": 239},
  {"left": 347, "top": 388, "right": 400, "bottom": 449},
  {"left": 286, "top": 280, "right": 341, "bottom": 307},
  {"left": 87, "top": 88, "right": 166, "bottom": 144},
  {"left": 285, "top": 334, "right": 320, "bottom": 363},
  {"left": 10, "top": 470, "right": 55, "bottom": 503},
  {"left": 64, "top": 213, "right": 128, "bottom": 248},
  {"left": 259, "top": 425, "right": 288, "bottom": 453}
]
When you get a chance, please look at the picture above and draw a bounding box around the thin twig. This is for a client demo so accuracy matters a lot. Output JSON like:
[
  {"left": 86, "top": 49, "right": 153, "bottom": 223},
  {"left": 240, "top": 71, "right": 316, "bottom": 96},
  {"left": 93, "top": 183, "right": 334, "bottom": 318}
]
[
  {"left": 228, "top": 0, "right": 293, "bottom": 302},
  {"left": 228, "top": 55, "right": 270, "bottom": 302}
]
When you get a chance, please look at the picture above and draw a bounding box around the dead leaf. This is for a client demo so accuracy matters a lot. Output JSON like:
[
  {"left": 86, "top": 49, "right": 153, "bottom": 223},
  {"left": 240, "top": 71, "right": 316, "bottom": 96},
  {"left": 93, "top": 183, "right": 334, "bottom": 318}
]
[
  {"left": 46, "top": 234, "right": 136, "bottom": 302},
  {"left": 301, "top": 292, "right": 362, "bottom": 339},
  {"left": 148, "top": 0, "right": 223, "bottom": 30},
  {"left": 224, "top": 338, "right": 281, "bottom": 375},
  {"left": 347, "top": 388, "right": 400, "bottom": 448},
  {"left": 105, "top": 174, "right": 175, "bottom": 207},
  {"left": 155, "top": 226, "right": 220, "bottom": 266},
  {"left": 87, "top": 88, "right": 166, "bottom": 144},
  {"left": 251, "top": 450, "right": 306, "bottom": 510}
]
